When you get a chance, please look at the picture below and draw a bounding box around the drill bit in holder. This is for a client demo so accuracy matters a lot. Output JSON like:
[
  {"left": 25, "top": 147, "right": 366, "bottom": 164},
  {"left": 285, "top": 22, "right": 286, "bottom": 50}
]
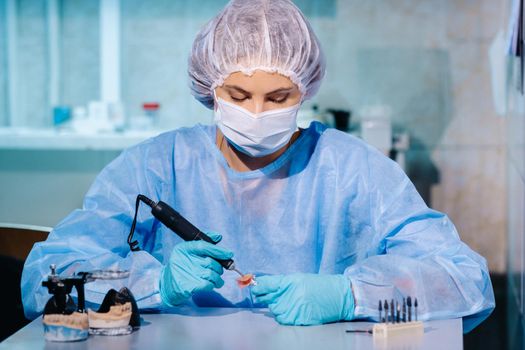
[
  {"left": 373, "top": 296, "right": 423, "bottom": 338},
  {"left": 346, "top": 295, "right": 423, "bottom": 339}
]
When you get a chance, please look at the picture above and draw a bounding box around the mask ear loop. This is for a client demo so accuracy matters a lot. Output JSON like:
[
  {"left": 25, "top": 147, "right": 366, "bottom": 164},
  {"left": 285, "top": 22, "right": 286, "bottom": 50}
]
[
  {"left": 212, "top": 89, "right": 226, "bottom": 150},
  {"left": 212, "top": 89, "right": 218, "bottom": 111}
]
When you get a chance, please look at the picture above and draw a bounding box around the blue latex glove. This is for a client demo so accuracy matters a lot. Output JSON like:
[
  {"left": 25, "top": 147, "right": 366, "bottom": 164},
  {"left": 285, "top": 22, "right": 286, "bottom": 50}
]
[
  {"left": 159, "top": 232, "right": 233, "bottom": 306},
  {"left": 251, "top": 273, "right": 355, "bottom": 325}
]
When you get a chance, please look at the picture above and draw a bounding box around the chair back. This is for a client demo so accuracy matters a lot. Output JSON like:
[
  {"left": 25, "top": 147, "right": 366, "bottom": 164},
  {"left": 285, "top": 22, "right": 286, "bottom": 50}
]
[{"left": 0, "top": 223, "right": 51, "bottom": 261}]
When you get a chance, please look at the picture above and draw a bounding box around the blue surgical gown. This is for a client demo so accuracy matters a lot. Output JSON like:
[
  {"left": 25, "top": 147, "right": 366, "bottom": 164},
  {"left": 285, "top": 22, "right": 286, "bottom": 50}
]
[{"left": 21, "top": 122, "right": 494, "bottom": 332}]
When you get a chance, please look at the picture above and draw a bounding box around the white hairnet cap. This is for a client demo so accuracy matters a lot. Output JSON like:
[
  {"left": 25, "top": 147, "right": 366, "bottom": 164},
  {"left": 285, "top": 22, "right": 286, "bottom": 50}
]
[{"left": 188, "top": 0, "right": 326, "bottom": 109}]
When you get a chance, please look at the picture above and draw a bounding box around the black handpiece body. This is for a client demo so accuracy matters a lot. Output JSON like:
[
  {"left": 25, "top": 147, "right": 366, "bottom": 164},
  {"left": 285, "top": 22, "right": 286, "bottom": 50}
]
[{"left": 150, "top": 201, "right": 235, "bottom": 270}]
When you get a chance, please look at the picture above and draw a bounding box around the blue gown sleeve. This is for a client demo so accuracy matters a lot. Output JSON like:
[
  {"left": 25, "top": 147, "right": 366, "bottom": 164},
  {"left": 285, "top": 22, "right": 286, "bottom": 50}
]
[
  {"left": 21, "top": 140, "right": 168, "bottom": 320},
  {"left": 343, "top": 146, "right": 495, "bottom": 333}
]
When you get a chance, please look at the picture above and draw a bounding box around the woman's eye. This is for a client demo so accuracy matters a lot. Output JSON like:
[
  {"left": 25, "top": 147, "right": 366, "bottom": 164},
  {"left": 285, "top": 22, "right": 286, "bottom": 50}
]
[
  {"left": 230, "top": 95, "right": 248, "bottom": 102},
  {"left": 268, "top": 94, "right": 289, "bottom": 104}
]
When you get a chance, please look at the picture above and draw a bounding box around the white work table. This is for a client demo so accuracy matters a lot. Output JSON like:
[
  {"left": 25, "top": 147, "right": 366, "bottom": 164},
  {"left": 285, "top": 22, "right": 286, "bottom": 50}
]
[{"left": 1, "top": 308, "right": 462, "bottom": 350}]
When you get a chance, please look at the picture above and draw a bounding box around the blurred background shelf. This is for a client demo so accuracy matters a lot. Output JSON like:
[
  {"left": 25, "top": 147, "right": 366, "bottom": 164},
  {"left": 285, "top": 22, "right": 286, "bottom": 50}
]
[{"left": 0, "top": 127, "right": 165, "bottom": 150}]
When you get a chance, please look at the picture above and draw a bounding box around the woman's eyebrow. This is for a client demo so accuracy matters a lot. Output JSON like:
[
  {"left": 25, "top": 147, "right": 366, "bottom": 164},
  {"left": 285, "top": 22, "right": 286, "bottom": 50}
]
[
  {"left": 224, "top": 85, "right": 251, "bottom": 95},
  {"left": 266, "top": 87, "right": 294, "bottom": 94},
  {"left": 223, "top": 85, "right": 294, "bottom": 95}
]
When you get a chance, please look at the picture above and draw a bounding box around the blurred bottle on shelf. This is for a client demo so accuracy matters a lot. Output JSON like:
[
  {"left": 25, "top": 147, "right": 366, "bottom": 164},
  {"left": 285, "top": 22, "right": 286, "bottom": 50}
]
[{"left": 129, "top": 102, "right": 160, "bottom": 130}]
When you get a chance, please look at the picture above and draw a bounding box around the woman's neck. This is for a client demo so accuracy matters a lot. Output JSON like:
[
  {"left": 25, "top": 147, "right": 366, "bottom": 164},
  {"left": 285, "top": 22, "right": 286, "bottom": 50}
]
[{"left": 215, "top": 129, "right": 301, "bottom": 172}]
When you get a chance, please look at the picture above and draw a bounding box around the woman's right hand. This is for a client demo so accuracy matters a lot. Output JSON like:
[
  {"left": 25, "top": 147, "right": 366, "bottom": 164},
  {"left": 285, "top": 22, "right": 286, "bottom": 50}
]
[{"left": 159, "top": 232, "right": 233, "bottom": 306}]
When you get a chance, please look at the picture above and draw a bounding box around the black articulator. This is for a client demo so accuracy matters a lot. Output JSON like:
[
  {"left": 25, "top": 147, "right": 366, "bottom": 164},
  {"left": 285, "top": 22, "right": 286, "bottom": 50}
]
[{"left": 41, "top": 265, "right": 139, "bottom": 341}]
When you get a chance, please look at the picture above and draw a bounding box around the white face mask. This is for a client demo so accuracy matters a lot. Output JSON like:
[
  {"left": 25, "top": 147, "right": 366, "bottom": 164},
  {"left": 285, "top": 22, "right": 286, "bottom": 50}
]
[{"left": 214, "top": 95, "right": 301, "bottom": 157}]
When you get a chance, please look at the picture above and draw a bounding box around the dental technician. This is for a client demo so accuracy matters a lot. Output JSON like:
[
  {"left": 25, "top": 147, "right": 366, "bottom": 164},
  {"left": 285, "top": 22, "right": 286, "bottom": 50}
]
[{"left": 22, "top": 0, "right": 494, "bottom": 332}]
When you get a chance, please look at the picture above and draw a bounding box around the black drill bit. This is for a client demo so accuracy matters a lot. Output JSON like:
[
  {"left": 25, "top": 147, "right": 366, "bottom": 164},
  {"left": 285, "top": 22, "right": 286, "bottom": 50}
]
[
  {"left": 346, "top": 329, "right": 373, "bottom": 334},
  {"left": 390, "top": 299, "right": 394, "bottom": 323},
  {"left": 396, "top": 301, "right": 400, "bottom": 323},
  {"left": 379, "top": 300, "right": 382, "bottom": 323},
  {"left": 415, "top": 298, "right": 418, "bottom": 321},
  {"left": 384, "top": 300, "right": 389, "bottom": 323},
  {"left": 402, "top": 297, "right": 407, "bottom": 322},
  {"left": 407, "top": 296, "right": 412, "bottom": 322}
]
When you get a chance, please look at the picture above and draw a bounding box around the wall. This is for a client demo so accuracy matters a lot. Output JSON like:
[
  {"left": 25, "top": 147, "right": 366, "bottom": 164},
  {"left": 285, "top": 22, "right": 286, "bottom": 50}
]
[
  {"left": 60, "top": 0, "right": 100, "bottom": 109},
  {"left": 0, "top": 0, "right": 7, "bottom": 125},
  {"left": 0, "top": 0, "right": 508, "bottom": 272},
  {"left": 11, "top": 0, "right": 47, "bottom": 127},
  {"left": 0, "top": 150, "right": 120, "bottom": 227},
  {"left": 0, "top": 0, "right": 99, "bottom": 127},
  {"left": 308, "top": 0, "right": 507, "bottom": 272}
]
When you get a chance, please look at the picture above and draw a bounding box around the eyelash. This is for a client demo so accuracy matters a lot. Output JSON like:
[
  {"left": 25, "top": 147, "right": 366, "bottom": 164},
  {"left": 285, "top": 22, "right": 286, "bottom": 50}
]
[
  {"left": 230, "top": 96, "right": 248, "bottom": 102},
  {"left": 270, "top": 97, "right": 288, "bottom": 104}
]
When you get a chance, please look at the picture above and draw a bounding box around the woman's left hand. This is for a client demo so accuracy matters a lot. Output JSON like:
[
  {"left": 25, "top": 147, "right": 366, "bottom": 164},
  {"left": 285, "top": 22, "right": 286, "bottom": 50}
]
[{"left": 251, "top": 273, "right": 355, "bottom": 325}]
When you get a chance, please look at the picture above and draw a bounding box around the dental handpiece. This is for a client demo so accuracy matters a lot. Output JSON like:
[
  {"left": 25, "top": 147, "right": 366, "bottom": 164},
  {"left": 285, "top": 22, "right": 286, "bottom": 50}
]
[{"left": 139, "top": 195, "right": 243, "bottom": 277}]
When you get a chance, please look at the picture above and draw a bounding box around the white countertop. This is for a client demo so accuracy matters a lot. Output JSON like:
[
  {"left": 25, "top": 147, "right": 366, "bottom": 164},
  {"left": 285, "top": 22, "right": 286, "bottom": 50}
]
[{"left": 0, "top": 308, "right": 463, "bottom": 350}]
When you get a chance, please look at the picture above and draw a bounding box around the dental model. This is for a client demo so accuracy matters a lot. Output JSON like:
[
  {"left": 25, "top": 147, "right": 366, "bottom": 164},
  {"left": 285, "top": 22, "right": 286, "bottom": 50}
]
[
  {"left": 88, "top": 287, "right": 141, "bottom": 336},
  {"left": 88, "top": 302, "right": 132, "bottom": 329},
  {"left": 237, "top": 273, "right": 256, "bottom": 288},
  {"left": 43, "top": 312, "right": 89, "bottom": 342}
]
